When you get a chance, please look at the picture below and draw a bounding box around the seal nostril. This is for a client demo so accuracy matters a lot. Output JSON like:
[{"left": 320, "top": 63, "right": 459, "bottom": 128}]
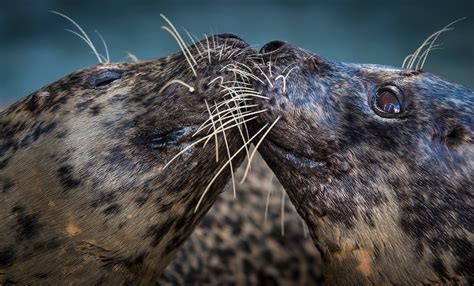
[{"left": 259, "top": 40, "right": 286, "bottom": 54}]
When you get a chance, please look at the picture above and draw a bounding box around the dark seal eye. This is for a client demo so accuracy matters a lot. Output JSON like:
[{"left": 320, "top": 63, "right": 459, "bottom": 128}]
[
  {"left": 371, "top": 86, "right": 404, "bottom": 117},
  {"left": 87, "top": 69, "right": 124, "bottom": 88}
]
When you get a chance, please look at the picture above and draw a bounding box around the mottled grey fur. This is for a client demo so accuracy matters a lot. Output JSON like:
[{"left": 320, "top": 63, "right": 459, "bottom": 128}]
[
  {"left": 252, "top": 41, "right": 473, "bottom": 284},
  {"left": 0, "top": 34, "right": 253, "bottom": 284}
]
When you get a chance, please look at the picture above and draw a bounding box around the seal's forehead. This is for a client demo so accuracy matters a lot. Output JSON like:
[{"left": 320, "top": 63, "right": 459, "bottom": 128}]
[{"left": 350, "top": 63, "right": 423, "bottom": 78}]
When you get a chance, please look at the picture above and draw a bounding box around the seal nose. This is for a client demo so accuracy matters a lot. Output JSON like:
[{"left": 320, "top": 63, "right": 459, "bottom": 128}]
[{"left": 259, "top": 40, "right": 286, "bottom": 54}]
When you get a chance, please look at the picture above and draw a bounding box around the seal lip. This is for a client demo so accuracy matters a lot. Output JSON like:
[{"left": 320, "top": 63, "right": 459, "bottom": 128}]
[{"left": 265, "top": 140, "right": 327, "bottom": 170}]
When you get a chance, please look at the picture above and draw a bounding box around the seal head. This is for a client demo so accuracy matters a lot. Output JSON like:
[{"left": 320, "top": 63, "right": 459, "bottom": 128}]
[
  {"left": 0, "top": 34, "right": 255, "bottom": 284},
  {"left": 252, "top": 41, "right": 473, "bottom": 284}
]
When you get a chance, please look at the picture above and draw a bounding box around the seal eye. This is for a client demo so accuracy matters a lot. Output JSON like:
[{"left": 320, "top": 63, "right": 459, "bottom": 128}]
[
  {"left": 371, "top": 86, "right": 404, "bottom": 117},
  {"left": 87, "top": 69, "right": 124, "bottom": 88}
]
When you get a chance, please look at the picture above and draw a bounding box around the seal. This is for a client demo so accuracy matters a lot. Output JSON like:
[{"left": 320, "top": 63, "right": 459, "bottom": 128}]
[
  {"left": 251, "top": 40, "right": 473, "bottom": 284},
  {"left": 0, "top": 33, "right": 257, "bottom": 284},
  {"left": 160, "top": 154, "right": 323, "bottom": 285}
]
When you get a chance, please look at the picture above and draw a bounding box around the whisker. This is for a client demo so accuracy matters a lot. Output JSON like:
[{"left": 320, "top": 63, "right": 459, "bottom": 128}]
[
  {"left": 205, "top": 100, "right": 219, "bottom": 162},
  {"left": 281, "top": 187, "right": 285, "bottom": 236},
  {"left": 205, "top": 34, "right": 211, "bottom": 64},
  {"left": 159, "top": 79, "right": 195, "bottom": 94},
  {"left": 215, "top": 103, "right": 236, "bottom": 197},
  {"left": 264, "top": 173, "right": 274, "bottom": 226},
  {"left": 95, "top": 30, "right": 110, "bottom": 63},
  {"left": 240, "top": 116, "right": 281, "bottom": 183},
  {"left": 51, "top": 11, "right": 103, "bottom": 63},
  {"left": 160, "top": 14, "right": 197, "bottom": 65},
  {"left": 161, "top": 26, "right": 197, "bottom": 76},
  {"left": 194, "top": 123, "right": 270, "bottom": 212},
  {"left": 255, "top": 65, "right": 274, "bottom": 87},
  {"left": 125, "top": 51, "right": 139, "bottom": 61}
]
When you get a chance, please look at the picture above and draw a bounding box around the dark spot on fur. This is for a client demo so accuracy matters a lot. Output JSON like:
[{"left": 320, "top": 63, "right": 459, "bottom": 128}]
[
  {"left": 1, "top": 177, "right": 14, "bottom": 192},
  {"left": 145, "top": 219, "right": 174, "bottom": 247},
  {"left": 0, "top": 247, "right": 16, "bottom": 267},
  {"left": 0, "top": 157, "right": 11, "bottom": 170},
  {"left": 11, "top": 205, "right": 42, "bottom": 240},
  {"left": 257, "top": 270, "right": 278, "bottom": 286},
  {"left": 134, "top": 196, "right": 149, "bottom": 207},
  {"left": 158, "top": 202, "right": 173, "bottom": 213},
  {"left": 33, "top": 237, "right": 61, "bottom": 252},
  {"left": 57, "top": 165, "right": 81, "bottom": 189},
  {"left": 164, "top": 234, "right": 189, "bottom": 256},
  {"left": 90, "top": 192, "right": 116, "bottom": 208},
  {"left": 75, "top": 98, "right": 94, "bottom": 112},
  {"left": 89, "top": 104, "right": 103, "bottom": 116},
  {"left": 123, "top": 251, "right": 148, "bottom": 268},
  {"left": 432, "top": 258, "right": 448, "bottom": 278},
  {"left": 103, "top": 204, "right": 121, "bottom": 216}
]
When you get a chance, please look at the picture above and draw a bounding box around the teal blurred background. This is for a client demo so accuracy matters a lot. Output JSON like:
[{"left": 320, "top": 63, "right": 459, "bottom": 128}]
[{"left": 1, "top": 0, "right": 473, "bottom": 108}]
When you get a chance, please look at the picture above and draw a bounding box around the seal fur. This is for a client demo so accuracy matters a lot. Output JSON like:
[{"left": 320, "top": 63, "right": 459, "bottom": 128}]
[
  {"left": 252, "top": 41, "right": 473, "bottom": 284},
  {"left": 0, "top": 34, "right": 255, "bottom": 284}
]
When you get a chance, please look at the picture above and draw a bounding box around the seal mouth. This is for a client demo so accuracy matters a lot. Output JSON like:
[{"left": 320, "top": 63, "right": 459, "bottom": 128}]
[{"left": 265, "top": 140, "right": 327, "bottom": 170}]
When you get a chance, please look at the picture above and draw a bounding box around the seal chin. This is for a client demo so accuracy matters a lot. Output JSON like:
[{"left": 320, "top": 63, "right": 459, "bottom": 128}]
[{"left": 265, "top": 140, "right": 327, "bottom": 170}]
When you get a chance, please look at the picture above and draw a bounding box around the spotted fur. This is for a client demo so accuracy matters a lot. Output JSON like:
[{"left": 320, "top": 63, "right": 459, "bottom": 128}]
[
  {"left": 0, "top": 34, "right": 255, "bottom": 284},
  {"left": 252, "top": 42, "right": 473, "bottom": 284},
  {"left": 160, "top": 155, "right": 322, "bottom": 285}
]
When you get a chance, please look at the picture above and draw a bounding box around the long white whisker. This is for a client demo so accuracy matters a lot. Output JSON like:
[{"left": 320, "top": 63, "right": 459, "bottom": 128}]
[
  {"left": 240, "top": 116, "right": 281, "bottom": 183},
  {"left": 215, "top": 103, "right": 236, "bottom": 197},
  {"left": 159, "top": 79, "right": 195, "bottom": 94},
  {"left": 183, "top": 28, "right": 202, "bottom": 57},
  {"left": 95, "top": 30, "right": 110, "bottom": 63},
  {"left": 202, "top": 115, "right": 262, "bottom": 147},
  {"left": 255, "top": 65, "right": 274, "bottom": 87},
  {"left": 194, "top": 105, "right": 260, "bottom": 137},
  {"left": 281, "top": 187, "right": 285, "bottom": 236},
  {"left": 418, "top": 18, "right": 465, "bottom": 69},
  {"left": 264, "top": 174, "right": 274, "bottom": 226},
  {"left": 51, "top": 11, "right": 103, "bottom": 63},
  {"left": 161, "top": 26, "right": 197, "bottom": 76},
  {"left": 160, "top": 14, "right": 197, "bottom": 65},
  {"left": 204, "top": 34, "right": 211, "bottom": 64},
  {"left": 194, "top": 123, "right": 270, "bottom": 212},
  {"left": 204, "top": 100, "right": 219, "bottom": 162}
]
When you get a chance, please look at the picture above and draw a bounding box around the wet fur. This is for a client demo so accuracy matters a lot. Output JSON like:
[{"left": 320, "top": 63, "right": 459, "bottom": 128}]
[
  {"left": 253, "top": 43, "right": 473, "bottom": 284},
  {"left": 0, "top": 35, "right": 254, "bottom": 284}
]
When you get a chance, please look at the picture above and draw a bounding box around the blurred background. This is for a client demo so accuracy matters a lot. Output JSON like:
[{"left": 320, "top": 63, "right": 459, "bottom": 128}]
[{"left": 0, "top": 0, "right": 472, "bottom": 108}]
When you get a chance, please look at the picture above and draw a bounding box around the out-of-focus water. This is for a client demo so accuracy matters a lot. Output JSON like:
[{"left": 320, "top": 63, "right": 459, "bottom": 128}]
[{"left": 1, "top": 0, "right": 473, "bottom": 107}]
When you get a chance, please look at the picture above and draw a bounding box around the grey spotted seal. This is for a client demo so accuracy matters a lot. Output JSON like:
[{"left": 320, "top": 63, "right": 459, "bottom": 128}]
[
  {"left": 251, "top": 40, "right": 473, "bottom": 284},
  {"left": 0, "top": 33, "right": 257, "bottom": 285}
]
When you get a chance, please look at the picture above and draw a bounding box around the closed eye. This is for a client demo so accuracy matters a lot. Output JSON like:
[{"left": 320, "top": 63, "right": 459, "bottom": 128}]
[{"left": 87, "top": 69, "right": 124, "bottom": 88}]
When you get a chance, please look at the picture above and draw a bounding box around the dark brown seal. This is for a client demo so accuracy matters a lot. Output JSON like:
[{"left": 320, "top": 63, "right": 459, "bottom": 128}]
[
  {"left": 251, "top": 40, "right": 473, "bottom": 284},
  {"left": 0, "top": 34, "right": 256, "bottom": 285}
]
